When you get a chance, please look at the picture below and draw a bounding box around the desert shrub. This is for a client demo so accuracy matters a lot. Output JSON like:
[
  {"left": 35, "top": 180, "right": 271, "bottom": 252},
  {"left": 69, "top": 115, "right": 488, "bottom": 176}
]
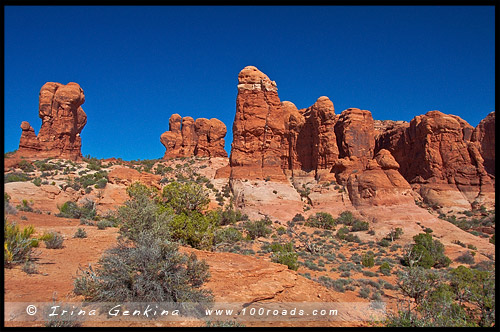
[
  {"left": 56, "top": 199, "right": 97, "bottom": 220},
  {"left": 4, "top": 219, "right": 37, "bottom": 266},
  {"left": 4, "top": 172, "right": 32, "bottom": 183},
  {"left": 378, "top": 238, "right": 391, "bottom": 247},
  {"left": 43, "top": 231, "right": 64, "bottom": 249},
  {"left": 214, "top": 227, "right": 243, "bottom": 245},
  {"left": 452, "top": 240, "right": 467, "bottom": 248},
  {"left": 73, "top": 231, "right": 213, "bottom": 305},
  {"left": 96, "top": 220, "right": 113, "bottom": 230},
  {"left": 169, "top": 211, "right": 218, "bottom": 250},
  {"left": 270, "top": 242, "right": 299, "bottom": 271},
  {"left": 455, "top": 251, "right": 475, "bottom": 265},
  {"left": 161, "top": 181, "right": 210, "bottom": 215},
  {"left": 337, "top": 210, "right": 354, "bottom": 225},
  {"left": 306, "top": 212, "right": 336, "bottom": 230},
  {"left": 32, "top": 177, "right": 42, "bottom": 187},
  {"left": 22, "top": 260, "right": 39, "bottom": 274},
  {"left": 17, "top": 199, "right": 34, "bottom": 212},
  {"left": 95, "top": 178, "right": 108, "bottom": 189},
  {"left": 316, "top": 276, "right": 351, "bottom": 293},
  {"left": 402, "top": 233, "right": 451, "bottom": 269},
  {"left": 350, "top": 220, "right": 369, "bottom": 232},
  {"left": 336, "top": 226, "right": 350, "bottom": 240},
  {"left": 385, "top": 227, "right": 404, "bottom": 241},
  {"left": 292, "top": 213, "right": 305, "bottom": 223},
  {"left": 387, "top": 264, "right": 495, "bottom": 327},
  {"left": 361, "top": 251, "right": 375, "bottom": 267},
  {"left": 379, "top": 262, "right": 392, "bottom": 276},
  {"left": 117, "top": 188, "right": 174, "bottom": 242},
  {"left": 359, "top": 286, "right": 371, "bottom": 299},
  {"left": 4, "top": 193, "right": 18, "bottom": 215},
  {"left": 344, "top": 233, "right": 361, "bottom": 243},
  {"left": 74, "top": 228, "right": 87, "bottom": 238},
  {"left": 18, "top": 160, "right": 35, "bottom": 172},
  {"left": 217, "top": 206, "right": 247, "bottom": 226},
  {"left": 244, "top": 217, "right": 272, "bottom": 240}
]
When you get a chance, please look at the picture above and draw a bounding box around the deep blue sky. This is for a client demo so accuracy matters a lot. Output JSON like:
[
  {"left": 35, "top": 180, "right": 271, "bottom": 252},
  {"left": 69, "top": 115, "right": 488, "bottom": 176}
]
[{"left": 4, "top": 5, "right": 495, "bottom": 161}]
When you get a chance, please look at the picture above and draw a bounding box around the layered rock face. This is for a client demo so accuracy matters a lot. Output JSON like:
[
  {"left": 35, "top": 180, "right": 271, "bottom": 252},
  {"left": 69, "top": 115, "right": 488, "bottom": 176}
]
[
  {"left": 160, "top": 114, "right": 227, "bottom": 159},
  {"left": 229, "top": 66, "right": 287, "bottom": 181},
  {"left": 376, "top": 110, "right": 495, "bottom": 210},
  {"left": 17, "top": 82, "right": 87, "bottom": 160}
]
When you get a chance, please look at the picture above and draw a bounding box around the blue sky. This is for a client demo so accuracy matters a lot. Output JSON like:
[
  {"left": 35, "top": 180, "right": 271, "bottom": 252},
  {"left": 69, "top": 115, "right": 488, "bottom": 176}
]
[{"left": 4, "top": 5, "right": 495, "bottom": 161}]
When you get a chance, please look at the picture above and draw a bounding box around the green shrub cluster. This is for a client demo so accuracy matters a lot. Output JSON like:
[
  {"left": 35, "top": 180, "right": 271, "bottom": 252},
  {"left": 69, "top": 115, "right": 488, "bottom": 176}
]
[
  {"left": 4, "top": 219, "right": 38, "bottom": 266},
  {"left": 5, "top": 172, "right": 32, "bottom": 183},
  {"left": 387, "top": 265, "right": 495, "bottom": 327},
  {"left": 56, "top": 199, "right": 97, "bottom": 220},
  {"left": 306, "top": 212, "right": 336, "bottom": 230},
  {"left": 243, "top": 217, "right": 273, "bottom": 240},
  {"left": 269, "top": 242, "right": 299, "bottom": 271},
  {"left": 402, "top": 233, "right": 451, "bottom": 269},
  {"left": 42, "top": 231, "right": 64, "bottom": 249}
]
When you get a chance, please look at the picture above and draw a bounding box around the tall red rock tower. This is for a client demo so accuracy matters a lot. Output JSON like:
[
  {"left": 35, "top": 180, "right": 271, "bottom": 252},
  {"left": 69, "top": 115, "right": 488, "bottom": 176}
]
[
  {"left": 17, "top": 82, "right": 87, "bottom": 161},
  {"left": 229, "top": 66, "right": 287, "bottom": 181}
]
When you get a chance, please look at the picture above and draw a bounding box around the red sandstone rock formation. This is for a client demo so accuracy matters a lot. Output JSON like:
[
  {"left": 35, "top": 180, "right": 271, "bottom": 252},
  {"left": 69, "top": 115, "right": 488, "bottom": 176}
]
[
  {"left": 17, "top": 82, "right": 87, "bottom": 160},
  {"left": 283, "top": 96, "right": 339, "bottom": 175},
  {"left": 376, "top": 110, "right": 495, "bottom": 210},
  {"left": 160, "top": 114, "right": 227, "bottom": 159},
  {"left": 471, "top": 111, "right": 495, "bottom": 176},
  {"left": 229, "top": 66, "right": 287, "bottom": 181}
]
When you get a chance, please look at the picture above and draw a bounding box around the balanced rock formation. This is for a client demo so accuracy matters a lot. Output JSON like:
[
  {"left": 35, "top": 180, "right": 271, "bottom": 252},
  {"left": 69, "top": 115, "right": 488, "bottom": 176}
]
[
  {"left": 229, "top": 66, "right": 287, "bottom": 181},
  {"left": 17, "top": 82, "right": 87, "bottom": 160},
  {"left": 160, "top": 114, "right": 227, "bottom": 159}
]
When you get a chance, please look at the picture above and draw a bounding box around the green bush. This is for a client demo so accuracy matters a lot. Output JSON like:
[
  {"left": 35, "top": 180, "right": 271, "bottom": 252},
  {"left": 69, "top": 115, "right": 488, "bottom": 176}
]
[
  {"left": 5, "top": 172, "right": 32, "bottom": 183},
  {"left": 32, "top": 177, "right": 42, "bottom": 187},
  {"left": 43, "top": 231, "right": 64, "bottom": 249},
  {"left": 4, "top": 219, "right": 37, "bottom": 266},
  {"left": 336, "top": 226, "right": 350, "bottom": 240},
  {"left": 337, "top": 210, "right": 355, "bottom": 225},
  {"left": 161, "top": 181, "right": 210, "bottom": 215},
  {"left": 361, "top": 251, "right": 375, "bottom": 267},
  {"left": 73, "top": 231, "right": 214, "bottom": 305},
  {"left": 350, "top": 220, "right": 369, "bottom": 232},
  {"left": 118, "top": 189, "right": 173, "bottom": 242},
  {"left": 402, "top": 233, "right": 451, "bottom": 269},
  {"left": 169, "top": 211, "right": 218, "bottom": 250},
  {"left": 94, "top": 178, "right": 108, "bottom": 189},
  {"left": 306, "top": 212, "right": 336, "bottom": 229},
  {"left": 379, "top": 262, "right": 392, "bottom": 276},
  {"left": 270, "top": 242, "right": 298, "bottom": 271},
  {"left": 56, "top": 199, "right": 97, "bottom": 220},
  {"left": 18, "top": 160, "right": 35, "bottom": 172},
  {"left": 244, "top": 217, "right": 272, "bottom": 240},
  {"left": 455, "top": 251, "right": 475, "bottom": 265},
  {"left": 214, "top": 227, "right": 243, "bottom": 245},
  {"left": 217, "top": 206, "right": 247, "bottom": 226},
  {"left": 74, "top": 228, "right": 87, "bottom": 238}
]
